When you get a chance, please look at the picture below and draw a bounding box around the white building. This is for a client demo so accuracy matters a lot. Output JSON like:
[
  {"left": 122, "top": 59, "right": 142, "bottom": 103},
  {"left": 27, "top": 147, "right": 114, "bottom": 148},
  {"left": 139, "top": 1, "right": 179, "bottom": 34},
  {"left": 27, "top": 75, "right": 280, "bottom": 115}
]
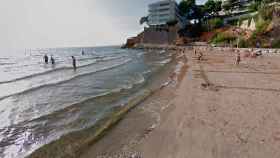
[{"left": 147, "top": 0, "right": 185, "bottom": 28}]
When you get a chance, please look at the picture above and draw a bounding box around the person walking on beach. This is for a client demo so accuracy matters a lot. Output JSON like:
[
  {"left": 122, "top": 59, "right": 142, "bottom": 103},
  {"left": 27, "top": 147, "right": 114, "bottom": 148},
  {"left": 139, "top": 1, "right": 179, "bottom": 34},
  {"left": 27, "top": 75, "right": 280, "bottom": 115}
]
[
  {"left": 50, "top": 55, "right": 55, "bottom": 65},
  {"left": 44, "top": 54, "right": 49, "bottom": 64},
  {"left": 72, "top": 56, "right": 77, "bottom": 70},
  {"left": 236, "top": 53, "right": 241, "bottom": 65},
  {"left": 198, "top": 52, "right": 203, "bottom": 61},
  {"left": 256, "top": 41, "right": 260, "bottom": 48}
]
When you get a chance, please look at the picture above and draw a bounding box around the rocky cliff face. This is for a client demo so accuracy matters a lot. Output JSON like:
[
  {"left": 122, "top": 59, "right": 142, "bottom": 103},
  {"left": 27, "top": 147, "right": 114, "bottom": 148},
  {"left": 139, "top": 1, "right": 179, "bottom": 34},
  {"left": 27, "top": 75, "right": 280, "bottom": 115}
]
[{"left": 123, "top": 25, "right": 180, "bottom": 48}]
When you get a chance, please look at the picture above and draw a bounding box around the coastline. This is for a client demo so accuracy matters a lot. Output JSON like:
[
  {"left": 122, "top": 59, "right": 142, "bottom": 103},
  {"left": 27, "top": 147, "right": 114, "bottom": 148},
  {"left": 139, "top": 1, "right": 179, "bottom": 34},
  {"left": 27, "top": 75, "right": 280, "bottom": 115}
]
[
  {"left": 81, "top": 45, "right": 280, "bottom": 158},
  {"left": 79, "top": 46, "right": 189, "bottom": 158},
  {"left": 28, "top": 44, "right": 280, "bottom": 158},
  {"left": 27, "top": 46, "right": 183, "bottom": 158}
]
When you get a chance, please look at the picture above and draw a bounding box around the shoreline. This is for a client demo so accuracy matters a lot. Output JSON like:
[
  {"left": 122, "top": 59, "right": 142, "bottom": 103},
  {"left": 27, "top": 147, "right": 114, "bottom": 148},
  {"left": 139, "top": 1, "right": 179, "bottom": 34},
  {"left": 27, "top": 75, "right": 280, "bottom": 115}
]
[
  {"left": 27, "top": 47, "right": 182, "bottom": 158},
  {"left": 28, "top": 44, "right": 280, "bottom": 158},
  {"left": 81, "top": 44, "right": 280, "bottom": 158},
  {"left": 79, "top": 47, "right": 189, "bottom": 158}
]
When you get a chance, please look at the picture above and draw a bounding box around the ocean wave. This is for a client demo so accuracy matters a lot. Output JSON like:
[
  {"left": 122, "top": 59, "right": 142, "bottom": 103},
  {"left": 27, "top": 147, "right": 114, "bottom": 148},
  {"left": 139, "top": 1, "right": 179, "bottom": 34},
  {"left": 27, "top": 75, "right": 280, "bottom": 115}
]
[
  {"left": 77, "top": 55, "right": 123, "bottom": 62},
  {"left": 0, "top": 62, "right": 16, "bottom": 66},
  {"left": 0, "top": 56, "right": 126, "bottom": 85},
  {"left": 157, "top": 58, "right": 172, "bottom": 65},
  {"left": 99, "top": 56, "right": 124, "bottom": 61},
  {"left": 159, "top": 50, "right": 166, "bottom": 54},
  {"left": 0, "top": 71, "right": 146, "bottom": 130},
  {"left": 30, "top": 78, "right": 145, "bottom": 123},
  {"left": 134, "top": 73, "right": 145, "bottom": 85},
  {"left": 77, "top": 56, "right": 100, "bottom": 61},
  {"left": 0, "top": 77, "right": 148, "bottom": 158},
  {"left": 27, "top": 89, "right": 152, "bottom": 158},
  {"left": 0, "top": 67, "right": 72, "bottom": 84},
  {"left": 0, "top": 59, "right": 133, "bottom": 101}
]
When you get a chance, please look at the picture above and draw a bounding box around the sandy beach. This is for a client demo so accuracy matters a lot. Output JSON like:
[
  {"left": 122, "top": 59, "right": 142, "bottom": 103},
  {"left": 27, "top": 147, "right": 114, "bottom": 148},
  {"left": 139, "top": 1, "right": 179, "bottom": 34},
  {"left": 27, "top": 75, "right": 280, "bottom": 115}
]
[{"left": 80, "top": 47, "right": 280, "bottom": 158}]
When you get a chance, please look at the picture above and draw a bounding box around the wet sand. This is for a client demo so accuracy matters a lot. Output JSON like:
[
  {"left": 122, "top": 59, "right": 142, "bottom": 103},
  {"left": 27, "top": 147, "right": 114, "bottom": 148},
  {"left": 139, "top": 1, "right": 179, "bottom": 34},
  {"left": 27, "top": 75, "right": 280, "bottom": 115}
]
[{"left": 81, "top": 47, "right": 280, "bottom": 158}]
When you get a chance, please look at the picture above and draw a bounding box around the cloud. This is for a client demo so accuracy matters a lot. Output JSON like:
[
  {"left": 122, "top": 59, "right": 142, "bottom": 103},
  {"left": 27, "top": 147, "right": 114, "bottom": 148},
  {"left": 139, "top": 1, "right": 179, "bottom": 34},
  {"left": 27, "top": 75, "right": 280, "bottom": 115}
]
[
  {"left": 0, "top": 0, "right": 207, "bottom": 53},
  {"left": 0, "top": 0, "right": 127, "bottom": 51}
]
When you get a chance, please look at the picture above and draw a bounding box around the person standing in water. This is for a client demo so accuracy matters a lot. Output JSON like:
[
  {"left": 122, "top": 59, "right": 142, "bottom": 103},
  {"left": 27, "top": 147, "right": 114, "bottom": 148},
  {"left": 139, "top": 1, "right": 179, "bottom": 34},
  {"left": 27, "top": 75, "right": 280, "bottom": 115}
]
[
  {"left": 50, "top": 55, "right": 55, "bottom": 65},
  {"left": 44, "top": 54, "right": 49, "bottom": 64},
  {"left": 72, "top": 56, "right": 77, "bottom": 70}
]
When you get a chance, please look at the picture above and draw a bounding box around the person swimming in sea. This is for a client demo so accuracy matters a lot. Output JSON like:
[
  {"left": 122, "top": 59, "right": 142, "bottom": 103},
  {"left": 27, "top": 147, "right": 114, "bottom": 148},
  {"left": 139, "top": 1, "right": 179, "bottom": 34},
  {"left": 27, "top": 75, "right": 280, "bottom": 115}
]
[
  {"left": 72, "top": 56, "right": 77, "bottom": 70},
  {"left": 44, "top": 54, "right": 49, "bottom": 64},
  {"left": 50, "top": 55, "right": 55, "bottom": 65}
]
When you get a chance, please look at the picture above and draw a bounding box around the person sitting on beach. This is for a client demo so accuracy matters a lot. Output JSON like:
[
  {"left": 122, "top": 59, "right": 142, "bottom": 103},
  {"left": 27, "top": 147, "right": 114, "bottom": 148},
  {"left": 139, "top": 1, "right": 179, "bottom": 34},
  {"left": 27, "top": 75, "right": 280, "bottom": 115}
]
[
  {"left": 181, "top": 49, "right": 184, "bottom": 56},
  {"left": 50, "top": 55, "right": 55, "bottom": 65},
  {"left": 44, "top": 54, "right": 49, "bottom": 64},
  {"left": 255, "top": 50, "right": 262, "bottom": 57},
  {"left": 236, "top": 53, "right": 241, "bottom": 65},
  {"left": 71, "top": 56, "right": 77, "bottom": 70}
]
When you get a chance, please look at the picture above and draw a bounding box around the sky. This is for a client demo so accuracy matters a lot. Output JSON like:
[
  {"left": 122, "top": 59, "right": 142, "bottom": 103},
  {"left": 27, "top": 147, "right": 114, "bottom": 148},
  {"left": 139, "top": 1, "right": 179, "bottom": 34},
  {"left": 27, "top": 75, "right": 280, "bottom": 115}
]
[{"left": 0, "top": 0, "right": 206, "bottom": 52}]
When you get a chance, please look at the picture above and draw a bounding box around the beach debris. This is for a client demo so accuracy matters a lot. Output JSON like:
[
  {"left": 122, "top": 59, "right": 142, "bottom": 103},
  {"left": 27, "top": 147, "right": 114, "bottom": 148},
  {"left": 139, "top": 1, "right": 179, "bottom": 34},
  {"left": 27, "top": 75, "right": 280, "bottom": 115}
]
[
  {"left": 201, "top": 83, "right": 219, "bottom": 91},
  {"left": 96, "top": 151, "right": 142, "bottom": 158},
  {"left": 273, "top": 131, "right": 280, "bottom": 141},
  {"left": 160, "top": 81, "right": 172, "bottom": 89},
  {"left": 236, "top": 132, "right": 249, "bottom": 144},
  {"left": 201, "top": 83, "right": 209, "bottom": 88},
  {"left": 244, "top": 49, "right": 263, "bottom": 58},
  {"left": 145, "top": 124, "right": 157, "bottom": 134},
  {"left": 201, "top": 83, "right": 211, "bottom": 88},
  {"left": 130, "top": 152, "right": 142, "bottom": 158}
]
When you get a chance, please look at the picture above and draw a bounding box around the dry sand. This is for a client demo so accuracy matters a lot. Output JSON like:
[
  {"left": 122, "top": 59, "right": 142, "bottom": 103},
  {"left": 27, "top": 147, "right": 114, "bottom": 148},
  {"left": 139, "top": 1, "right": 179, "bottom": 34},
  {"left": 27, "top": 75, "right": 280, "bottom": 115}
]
[{"left": 81, "top": 48, "right": 280, "bottom": 158}]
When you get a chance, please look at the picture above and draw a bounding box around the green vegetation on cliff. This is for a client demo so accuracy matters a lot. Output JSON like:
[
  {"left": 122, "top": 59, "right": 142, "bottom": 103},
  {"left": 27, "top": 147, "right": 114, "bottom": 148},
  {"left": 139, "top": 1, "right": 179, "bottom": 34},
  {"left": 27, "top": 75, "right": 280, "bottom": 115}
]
[{"left": 208, "top": 1, "right": 279, "bottom": 48}]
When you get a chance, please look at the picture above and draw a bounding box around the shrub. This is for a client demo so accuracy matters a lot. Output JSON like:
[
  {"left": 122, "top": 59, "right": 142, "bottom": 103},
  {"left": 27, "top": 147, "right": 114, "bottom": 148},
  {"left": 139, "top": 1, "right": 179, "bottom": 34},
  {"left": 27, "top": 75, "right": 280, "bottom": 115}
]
[
  {"left": 211, "top": 32, "right": 236, "bottom": 44},
  {"left": 227, "top": 19, "right": 239, "bottom": 26},
  {"left": 255, "top": 18, "right": 270, "bottom": 34},
  {"left": 272, "top": 40, "right": 280, "bottom": 48},
  {"left": 249, "top": 2, "right": 260, "bottom": 12},
  {"left": 258, "top": 4, "right": 274, "bottom": 21},
  {"left": 166, "top": 20, "right": 178, "bottom": 26},
  {"left": 208, "top": 18, "right": 224, "bottom": 30},
  {"left": 238, "top": 38, "right": 249, "bottom": 48}
]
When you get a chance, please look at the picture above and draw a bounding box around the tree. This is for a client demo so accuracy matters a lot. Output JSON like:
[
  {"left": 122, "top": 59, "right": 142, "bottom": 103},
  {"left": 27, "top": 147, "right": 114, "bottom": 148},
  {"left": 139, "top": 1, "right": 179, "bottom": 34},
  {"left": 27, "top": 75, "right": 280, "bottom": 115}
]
[
  {"left": 179, "top": 0, "right": 205, "bottom": 22},
  {"left": 203, "top": 0, "right": 222, "bottom": 16},
  {"left": 140, "top": 16, "right": 148, "bottom": 25},
  {"left": 208, "top": 18, "right": 224, "bottom": 29},
  {"left": 222, "top": 0, "right": 239, "bottom": 13},
  {"left": 166, "top": 20, "right": 178, "bottom": 26},
  {"left": 191, "top": 5, "right": 204, "bottom": 22},
  {"left": 178, "top": 0, "right": 196, "bottom": 16}
]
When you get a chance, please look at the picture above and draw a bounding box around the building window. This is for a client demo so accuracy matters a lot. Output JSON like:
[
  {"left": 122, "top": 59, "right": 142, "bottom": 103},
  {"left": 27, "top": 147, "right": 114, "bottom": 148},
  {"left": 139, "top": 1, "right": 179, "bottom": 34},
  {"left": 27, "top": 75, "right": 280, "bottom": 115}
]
[{"left": 160, "top": 3, "right": 170, "bottom": 7}]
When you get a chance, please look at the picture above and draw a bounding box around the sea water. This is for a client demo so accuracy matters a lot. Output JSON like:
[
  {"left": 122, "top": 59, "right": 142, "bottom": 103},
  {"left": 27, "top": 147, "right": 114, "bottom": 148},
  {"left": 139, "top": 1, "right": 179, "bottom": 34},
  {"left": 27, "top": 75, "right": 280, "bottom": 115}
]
[{"left": 0, "top": 46, "right": 173, "bottom": 158}]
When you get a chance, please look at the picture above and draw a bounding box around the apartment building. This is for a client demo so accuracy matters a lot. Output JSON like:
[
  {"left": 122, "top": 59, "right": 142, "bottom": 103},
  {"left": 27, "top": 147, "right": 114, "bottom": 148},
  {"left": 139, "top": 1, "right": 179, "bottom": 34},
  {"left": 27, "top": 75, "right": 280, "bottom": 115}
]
[{"left": 147, "top": 0, "right": 185, "bottom": 28}]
